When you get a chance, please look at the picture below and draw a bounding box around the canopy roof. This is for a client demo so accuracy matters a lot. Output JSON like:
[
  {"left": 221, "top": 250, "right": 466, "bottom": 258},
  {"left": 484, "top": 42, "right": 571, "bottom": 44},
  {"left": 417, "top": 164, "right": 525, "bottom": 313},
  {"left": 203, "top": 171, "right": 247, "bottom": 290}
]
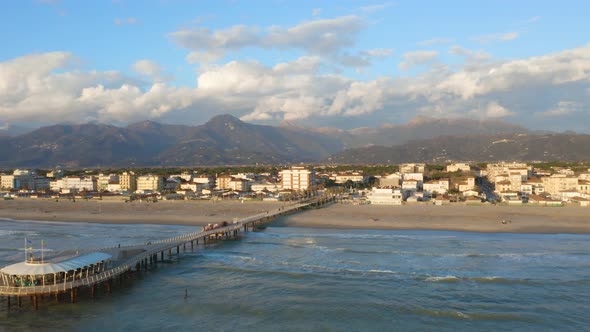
[{"left": 0, "top": 252, "right": 112, "bottom": 276}]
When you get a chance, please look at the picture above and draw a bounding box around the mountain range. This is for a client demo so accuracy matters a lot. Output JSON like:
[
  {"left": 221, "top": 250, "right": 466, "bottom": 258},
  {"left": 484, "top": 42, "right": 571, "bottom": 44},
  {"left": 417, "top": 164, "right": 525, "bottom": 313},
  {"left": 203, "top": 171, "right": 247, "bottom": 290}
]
[{"left": 0, "top": 114, "right": 587, "bottom": 167}]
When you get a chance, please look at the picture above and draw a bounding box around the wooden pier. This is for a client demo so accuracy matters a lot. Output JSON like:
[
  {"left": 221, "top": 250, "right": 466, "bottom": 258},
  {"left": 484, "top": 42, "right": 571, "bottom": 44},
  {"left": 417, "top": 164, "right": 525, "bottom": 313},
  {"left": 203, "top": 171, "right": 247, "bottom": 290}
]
[{"left": 0, "top": 196, "right": 334, "bottom": 309}]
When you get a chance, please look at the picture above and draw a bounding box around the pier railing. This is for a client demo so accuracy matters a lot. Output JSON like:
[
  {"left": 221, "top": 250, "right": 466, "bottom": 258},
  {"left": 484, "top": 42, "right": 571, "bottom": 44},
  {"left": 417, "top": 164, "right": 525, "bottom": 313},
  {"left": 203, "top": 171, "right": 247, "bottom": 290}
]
[{"left": 0, "top": 196, "right": 334, "bottom": 296}]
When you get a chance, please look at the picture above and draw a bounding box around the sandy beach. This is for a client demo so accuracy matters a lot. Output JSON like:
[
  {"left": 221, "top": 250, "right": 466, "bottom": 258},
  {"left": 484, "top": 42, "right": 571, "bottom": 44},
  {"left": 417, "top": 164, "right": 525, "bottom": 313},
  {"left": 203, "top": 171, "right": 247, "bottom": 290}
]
[
  {"left": 0, "top": 199, "right": 282, "bottom": 226},
  {"left": 0, "top": 199, "right": 588, "bottom": 233},
  {"left": 277, "top": 203, "right": 590, "bottom": 234}
]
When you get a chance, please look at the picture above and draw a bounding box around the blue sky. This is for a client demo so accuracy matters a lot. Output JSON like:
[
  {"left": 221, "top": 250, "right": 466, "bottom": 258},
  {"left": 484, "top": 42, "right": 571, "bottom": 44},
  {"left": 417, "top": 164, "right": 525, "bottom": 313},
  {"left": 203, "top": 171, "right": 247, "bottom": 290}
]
[{"left": 1, "top": 0, "right": 589, "bottom": 131}]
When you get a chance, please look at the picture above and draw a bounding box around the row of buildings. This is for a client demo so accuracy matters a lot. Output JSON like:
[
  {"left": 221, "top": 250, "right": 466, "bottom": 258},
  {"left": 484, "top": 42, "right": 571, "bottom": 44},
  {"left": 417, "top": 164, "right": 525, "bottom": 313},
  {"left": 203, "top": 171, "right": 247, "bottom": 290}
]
[{"left": 0, "top": 167, "right": 315, "bottom": 198}]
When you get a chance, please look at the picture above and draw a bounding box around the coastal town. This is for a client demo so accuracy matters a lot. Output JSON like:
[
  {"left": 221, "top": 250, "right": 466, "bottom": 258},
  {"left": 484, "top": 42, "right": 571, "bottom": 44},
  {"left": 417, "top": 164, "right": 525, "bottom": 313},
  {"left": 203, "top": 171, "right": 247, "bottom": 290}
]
[{"left": 1, "top": 162, "right": 589, "bottom": 207}]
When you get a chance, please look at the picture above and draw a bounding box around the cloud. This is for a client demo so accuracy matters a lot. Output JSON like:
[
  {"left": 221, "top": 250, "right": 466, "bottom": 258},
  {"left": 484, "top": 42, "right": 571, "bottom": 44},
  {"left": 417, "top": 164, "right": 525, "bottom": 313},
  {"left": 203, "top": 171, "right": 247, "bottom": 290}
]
[
  {"left": 169, "top": 16, "right": 365, "bottom": 65},
  {"left": 521, "top": 16, "right": 541, "bottom": 24},
  {"left": 399, "top": 50, "right": 438, "bottom": 70},
  {"left": 359, "top": 2, "right": 394, "bottom": 13},
  {"left": 471, "top": 101, "right": 514, "bottom": 118},
  {"left": 132, "top": 59, "right": 172, "bottom": 82},
  {"left": 417, "top": 38, "right": 452, "bottom": 46},
  {"left": 361, "top": 48, "right": 393, "bottom": 57},
  {"left": 536, "top": 101, "right": 581, "bottom": 117},
  {"left": 114, "top": 17, "right": 138, "bottom": 26},
  {"left": 3, "top": 43, "right": 590, "bottom": 132},
  {"left": 472, "top": 31, "right": 519, "bottom": 44},
  {"left": 312, "top": 8, "right": 321, "bottom": 16}
]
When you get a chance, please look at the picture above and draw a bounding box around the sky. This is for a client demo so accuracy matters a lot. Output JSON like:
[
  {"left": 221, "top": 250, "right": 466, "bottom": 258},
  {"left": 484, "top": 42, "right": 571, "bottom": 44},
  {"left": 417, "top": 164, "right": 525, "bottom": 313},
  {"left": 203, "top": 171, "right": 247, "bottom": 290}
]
[{"left": 1, "top": 0, "right": 589, "bottom": 132}]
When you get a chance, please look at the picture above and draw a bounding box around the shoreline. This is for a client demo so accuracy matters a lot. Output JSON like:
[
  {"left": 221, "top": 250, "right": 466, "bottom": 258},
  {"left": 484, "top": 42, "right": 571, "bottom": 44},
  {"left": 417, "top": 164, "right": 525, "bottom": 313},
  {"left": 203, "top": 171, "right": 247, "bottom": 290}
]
[{"left": 0, "top": 199, "right": 589, "bottom": 234}]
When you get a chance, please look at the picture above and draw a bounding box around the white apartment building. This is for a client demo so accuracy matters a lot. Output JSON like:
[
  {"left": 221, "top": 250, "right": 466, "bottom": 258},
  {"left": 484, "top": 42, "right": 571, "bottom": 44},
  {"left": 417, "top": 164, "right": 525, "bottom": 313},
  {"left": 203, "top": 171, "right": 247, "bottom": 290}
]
[
  {"left": 542, "top": 174, "right": 579, "bottom": 196},
  {"left": 399, "top": 163, "right": 425, "bottom": 174},
  {"left": 180, "top": 182, "right": 209, "bottom": 194},
  {"left": 98, "top": 174, "right": 119, "bottom": 191},
  {"left": 136, "top": 175, "right": 164, "bottom": 192},
  {"left": 120, "top": 171, "right": 137, "bottom": 191},
  {"left": 368, "top": 188, "right": 404, "bottom": 205},
  {"left": 193, "top": 175, "right": 215, "bottom": 188},
  {"left": 250, "top": 182, "right": 279, "bottom": 193},
  {"left": 1, "top": 169, "right": 35, "bottom": 190},
  {"left": 51, "top": 176, "right": 97, "bottom": 192},
  {"left": 333, "top": 173, "right": 367, "bottom": 184},
  {"left": 280, "top": 167, "right": 315, "bottom": 191},
  {"left": 423, "top": 179, "right": 450, "bottom": 195},
  {"left": 446, "top": 163, "right": 471, "bottom": 172}
]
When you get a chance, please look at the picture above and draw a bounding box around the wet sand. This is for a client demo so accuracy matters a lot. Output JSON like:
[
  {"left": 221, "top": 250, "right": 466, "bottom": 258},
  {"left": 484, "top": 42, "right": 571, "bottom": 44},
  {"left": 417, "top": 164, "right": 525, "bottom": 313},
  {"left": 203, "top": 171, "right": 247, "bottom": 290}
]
[{"left": 0, "top": 199, "right": 589, "bottom": 234}]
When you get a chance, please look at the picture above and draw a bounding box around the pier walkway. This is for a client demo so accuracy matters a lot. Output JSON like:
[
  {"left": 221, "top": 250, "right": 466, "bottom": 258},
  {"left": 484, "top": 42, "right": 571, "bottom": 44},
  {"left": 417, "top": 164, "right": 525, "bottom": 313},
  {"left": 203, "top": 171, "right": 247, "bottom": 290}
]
[{"left": 0, "top": 196, "right": 334, "bottom": 308}]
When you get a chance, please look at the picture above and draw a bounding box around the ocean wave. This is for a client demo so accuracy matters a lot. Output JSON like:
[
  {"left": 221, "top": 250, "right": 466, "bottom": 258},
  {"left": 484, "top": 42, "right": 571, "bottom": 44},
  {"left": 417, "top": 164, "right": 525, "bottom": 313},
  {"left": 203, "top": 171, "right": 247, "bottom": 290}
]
[
  {"left": 424, "top": 275, "right": 460, "bottom": 283},
  {"left": 407, "top": 307, "right": 533, "bottom": 321},
  {"left": 421, "top": 275, "right": 540, "bottom": 285}
]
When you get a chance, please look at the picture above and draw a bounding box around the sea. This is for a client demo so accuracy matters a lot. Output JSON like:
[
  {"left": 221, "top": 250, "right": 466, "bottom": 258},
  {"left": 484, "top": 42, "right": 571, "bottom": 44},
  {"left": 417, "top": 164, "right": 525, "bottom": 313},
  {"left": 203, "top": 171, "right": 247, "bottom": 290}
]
[{"left": 0, "top": 218, "right": 589, "bottom": 331}]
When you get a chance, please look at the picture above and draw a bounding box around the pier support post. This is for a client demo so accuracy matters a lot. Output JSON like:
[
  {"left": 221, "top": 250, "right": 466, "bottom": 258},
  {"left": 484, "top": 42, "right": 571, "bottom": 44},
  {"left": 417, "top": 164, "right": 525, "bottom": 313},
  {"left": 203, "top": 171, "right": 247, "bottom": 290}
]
[
  {"left": 91, "top": 285, "right": 96, "bottom": 300},
  {"left": 168, "top": 248, "right": 172, "bottom": 256},
  {"left": 191, "top": 240, "right": 194, "bottom": 250},
  {"left": 183, "top": 243, "right": 186, "bottom": 252},
  {"left": 177, "top": 246, "right": 180, "bottom": 254},
  {"left": 161, "top": 251, "right": 164, "bottom": 261},
  {"left": 107, "top": 279, "right": 112, "bottom": 294},
  {"left": 7, "top": 296, "right": 10, "bottom": 309},
  {"left": 70, "top": 289, "right": 75, "bottom": 304}
]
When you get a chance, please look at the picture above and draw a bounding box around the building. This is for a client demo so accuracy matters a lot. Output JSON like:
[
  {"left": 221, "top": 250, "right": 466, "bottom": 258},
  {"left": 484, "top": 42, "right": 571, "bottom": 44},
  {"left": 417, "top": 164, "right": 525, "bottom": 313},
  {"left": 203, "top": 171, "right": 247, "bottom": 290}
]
[
  {"left": 98, "top": 174, "right": 119, "bottom": 191},
  {"left": 180, "top": 182, "right": 208, "bottom": 195},
  {"left": 193, "top": 175, "right": 215, "bottom": 188},
  {"left": 333, "top": 173, "right": 367, "bottom": 184},
  {"left": 120, "top": 171, "right": 137, "bottom": 191},
  {"left": 399, "top": 163, "right": 425, "bottom": 174},
  {"left": 0, "top": 169, "right": 35, "bottom": 190},
  {"left": 446, "top": 163, "right": 471, "bottom": 172},
  {"left": 456, "top": 176, "right": 475, "bottom": 192},
  {"left": 250, "top": 182, "right": 280, "bottom": 193},
  {"left": 542, "top": 174, "right": 579, "bottom": 196},
  {"left": 136, "top": 175, "right": 164, "bottom": 192},
  {"left": 377, "top": 173, "right": 401, "bottom": 188},
  {"left": 367, "top": 188, "right": 404, "bottom": 205},
  {"left": 215, "top": 175, "right": 233, "bottom": 190},
  {"left": 52, "top": 176, "right": 97, "bottom": 192},
  {"left": 280, "top": 167, "right": 315, "bottom": 191},
  {"left": 423, "top": 179, "right": 449, "bottom": 195}
]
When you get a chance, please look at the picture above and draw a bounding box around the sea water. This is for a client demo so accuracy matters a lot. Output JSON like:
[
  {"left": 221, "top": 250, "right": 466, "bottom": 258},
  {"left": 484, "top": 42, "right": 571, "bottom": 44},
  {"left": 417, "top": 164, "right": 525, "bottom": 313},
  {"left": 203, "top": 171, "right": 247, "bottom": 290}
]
[{"left": 0, "top": 218, "right": 589, "bottom": 331}]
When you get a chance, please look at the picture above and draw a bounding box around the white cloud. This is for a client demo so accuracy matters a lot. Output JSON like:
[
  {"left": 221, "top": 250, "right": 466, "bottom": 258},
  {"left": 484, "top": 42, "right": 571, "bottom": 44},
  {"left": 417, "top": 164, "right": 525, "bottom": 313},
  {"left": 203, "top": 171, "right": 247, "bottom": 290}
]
[
  {"left": 417, "top": 38, "right": 452, "bottom": 46},
  {"left": 114, "top": 17, "right": 138, "bottom": 26},
  {"left": 3, "top": 43, "right": 590, "bottom": 131},
  {"left": 169, "top": 16, "right": 365, "bottom": 66},
  {"left": 361, "top": 48, "right": 393, "bottom": 57},
  {"left": 471, "top": 101, "right": 514, "bottom": 118},
  {"left": 312, "top": 8, "right": 321, "bottom": 16},
  {"left": 132, "top": 59, "right": 172, "bottom": 82},
  {"left": 359, "top": 2, "right": 394, "bottom": 13},
  {"left": 536, "top": 101, "right": 581, "bottom": 117},
  {"left": 472, "top": 31, "right": 518, "bottom": 44},
  {"left": 399, "top": 50, "right": 438, "bottom": 70}
]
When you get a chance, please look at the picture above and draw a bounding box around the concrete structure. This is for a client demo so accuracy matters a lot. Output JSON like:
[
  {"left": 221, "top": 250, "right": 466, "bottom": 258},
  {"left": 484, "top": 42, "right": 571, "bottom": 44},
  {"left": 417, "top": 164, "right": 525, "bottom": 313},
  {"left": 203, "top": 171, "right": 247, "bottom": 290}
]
[
  {"left": 98, "top": 174, "right": 119, "bottom": 191},
  {"left": 399, "top": 163, "right": 425, "bottom": 174},
  {"left": 542, "top": 174, "right": 579, "bottom": 196},
  {"left": 368, "top": 188, "right": 403, "bottom": 205},
  {"left": 119, "top": 171, "right": 137, "bottom": 192},
  {"left": 51, "top": 176, "right": 97, "bottom": 192},
  {"left": 333, "top": 173, "right": 367, "bottom": 184},
  {"left": 446, "top": 163, "right": 471, "bottom": 172},
  {"left": 136, "top": 175, "right": 164, "bottom": 192},
  {"left": 377, "top": 173, "right": 401, "bottom": 188},
  {"left": 280, "top": 167, "right": 315, "bottom": 191},
  {"left": 423, "top": 179, "right": 449, "bottom": 195}
]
